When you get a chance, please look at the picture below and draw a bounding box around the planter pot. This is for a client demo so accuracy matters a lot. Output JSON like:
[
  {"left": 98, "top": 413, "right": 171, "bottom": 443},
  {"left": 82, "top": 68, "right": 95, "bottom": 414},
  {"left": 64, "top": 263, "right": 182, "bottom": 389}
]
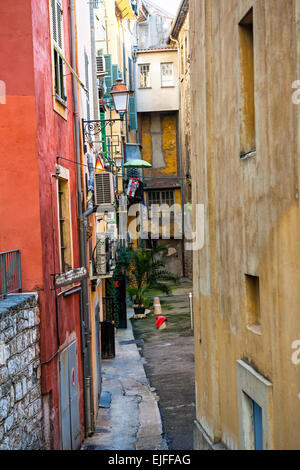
[{"left": 133, "top": 306, "right": 146, "bottom": 316}]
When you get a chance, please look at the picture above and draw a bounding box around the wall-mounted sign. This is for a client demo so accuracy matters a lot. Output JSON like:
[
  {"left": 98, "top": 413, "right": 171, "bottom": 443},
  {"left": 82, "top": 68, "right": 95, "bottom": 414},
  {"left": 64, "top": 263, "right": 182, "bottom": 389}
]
[{"left": 55, "top": 267, "right": 88, "bottom": 289}]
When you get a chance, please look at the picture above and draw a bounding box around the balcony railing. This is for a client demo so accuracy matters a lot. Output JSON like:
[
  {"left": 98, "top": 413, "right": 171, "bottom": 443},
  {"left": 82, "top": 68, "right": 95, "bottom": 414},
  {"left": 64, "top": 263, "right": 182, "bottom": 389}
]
[{"left": 0, "top": 250, "right": 22, "bottom": 299}]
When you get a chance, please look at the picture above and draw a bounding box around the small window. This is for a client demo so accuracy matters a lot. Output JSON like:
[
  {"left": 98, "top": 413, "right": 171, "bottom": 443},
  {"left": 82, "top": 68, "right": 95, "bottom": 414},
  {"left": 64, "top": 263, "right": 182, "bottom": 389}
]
[
  {"left": 51, "top": 0, "right": 66, "bottom": 104},
  {"left": 139, "top": 64, "right": 151, "bottom": 88},
  {"left": 245, "top": 274, "right": 261, "bottom": 331},
  {"left": 239, "top": 8, "right": 255, "bottom": 157},
  {"left": 148, "top": 190, "right": 175, "bottom": 208},
  {"left": 58, "top": 178, "right": 72, "bottom": 273},
  {"left": 161, "top": 63, "right": 174, "bottom": 87}
]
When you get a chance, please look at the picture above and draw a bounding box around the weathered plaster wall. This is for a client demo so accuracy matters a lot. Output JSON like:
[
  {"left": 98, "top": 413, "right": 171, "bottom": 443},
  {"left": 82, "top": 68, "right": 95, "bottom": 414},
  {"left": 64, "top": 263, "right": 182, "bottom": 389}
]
[
  {"left": 0, "top": 0, "right": 43, "bottom": 291},
  {"left": 140, "top": 112, "right": 179, "bottom": 177},
  {"left": 177, "top": 11, "right": 192, "bottom": 279},
  {"left": 0, "top": 294, "right": 43, "bottom": 450},
  {"left": 190, "top": 0, "right": 300, "bottom": 450},
  {"left": 139, "top": 110, "right": 183, "bottom": 276}
]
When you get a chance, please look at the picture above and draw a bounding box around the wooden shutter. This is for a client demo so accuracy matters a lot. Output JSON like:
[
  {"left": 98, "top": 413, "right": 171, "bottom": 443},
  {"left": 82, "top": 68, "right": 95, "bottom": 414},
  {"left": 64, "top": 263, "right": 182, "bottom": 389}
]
[
  {"left": 112, "top": 64, "right": 118, "bottom": 85},
  {"left": 51, "top": 0, "right": 63, "bottom": 51},
  {"left": 51, "top": 0, "right": 66, "bottom": 102},
  {"left": 104, "top": 54, "right": 113, "bottom": 107},
  {"left": 128, "top": 95, "right": 137, "bottom": 131}
]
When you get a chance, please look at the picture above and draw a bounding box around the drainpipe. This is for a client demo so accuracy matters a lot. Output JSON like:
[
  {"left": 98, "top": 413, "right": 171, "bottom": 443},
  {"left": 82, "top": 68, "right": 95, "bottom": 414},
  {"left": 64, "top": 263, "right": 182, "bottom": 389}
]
[
  {"left": 90, "top": 0, "right": 99, "bottom": 121},
  {"left": 170, "top": 34, "right": 185, "bottom": 276},
  {"left": 81, "top": 202, "right": 96, "bottom": 435},
  {"left": 132, "top": 45, "right": 139, "bottom": 144},
  {"left": 69, "top": 0, "right": 94, "bottom": 436}
]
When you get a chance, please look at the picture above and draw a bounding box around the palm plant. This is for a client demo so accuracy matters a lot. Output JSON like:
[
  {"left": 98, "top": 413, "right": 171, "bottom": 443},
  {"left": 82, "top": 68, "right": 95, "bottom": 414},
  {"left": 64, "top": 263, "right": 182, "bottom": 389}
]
[{"left": 127, "top": 245, "right": 179, "bottom": 309}]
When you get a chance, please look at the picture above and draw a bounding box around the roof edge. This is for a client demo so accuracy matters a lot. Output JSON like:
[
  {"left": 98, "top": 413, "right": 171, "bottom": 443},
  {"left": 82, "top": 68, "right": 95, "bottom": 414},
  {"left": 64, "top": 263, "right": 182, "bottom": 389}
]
[{"left": 168, "top": 0, "right": 189, "bottom": 43}]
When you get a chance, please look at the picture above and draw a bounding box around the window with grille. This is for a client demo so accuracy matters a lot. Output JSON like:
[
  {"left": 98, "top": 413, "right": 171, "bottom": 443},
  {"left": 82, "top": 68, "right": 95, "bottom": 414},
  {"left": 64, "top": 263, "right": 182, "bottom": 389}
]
[
  {"left": 161, "top": 63, "right": 174, "bottom": 87},
  {"left": 148, "top": 190, "right": 175, "bottom": 208},
  {"left": 51, "top": 0, "right": 66, "bottom": 104},
  {"left": 139, "top": 64, "right": 151, "bottom": 88}
]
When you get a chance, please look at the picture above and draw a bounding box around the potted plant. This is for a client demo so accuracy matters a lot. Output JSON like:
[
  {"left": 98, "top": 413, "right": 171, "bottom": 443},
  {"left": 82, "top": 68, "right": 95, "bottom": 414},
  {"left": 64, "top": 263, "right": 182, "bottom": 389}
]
[
  {"left": 127, "top": 285, "right": 150, "bottom": 316},
  {"left": 126, "top": 246, "right": 179, "bottom": 316}
]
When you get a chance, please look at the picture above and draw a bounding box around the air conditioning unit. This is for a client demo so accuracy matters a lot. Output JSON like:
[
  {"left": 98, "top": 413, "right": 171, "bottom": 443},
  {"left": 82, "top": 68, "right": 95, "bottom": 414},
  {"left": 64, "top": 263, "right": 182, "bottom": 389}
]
[
  {"left": 105, "top": 211, "right": 116, "bottom": 223},
  {"left": 107, "top": 223, "right": 117, "bottom": 238},
  {"left": 95, "top": 234, "right": 109, "bottom": 276},
  {"left": 94, "top": 172, "right": 115, "bottom": 206},
  {"left": 94, "top": 233, "right": 117, "bottom": 278},
  {"left": 96, "top": 55, "right": 105, "bottom": 76}
]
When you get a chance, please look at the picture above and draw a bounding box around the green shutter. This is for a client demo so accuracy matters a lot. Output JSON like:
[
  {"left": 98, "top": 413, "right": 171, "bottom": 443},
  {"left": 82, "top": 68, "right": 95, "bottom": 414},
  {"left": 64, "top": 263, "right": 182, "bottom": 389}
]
[
  {"left": 104, "top": 54, "right": 112, "bottom": 74},
  {"left": 112, "top": 64, "right": 118, "bottom": 84},
  {"left": 104, "top": 54, "right": 113, "bottom": 107},
  {"left": 100, "top": 111, "right": 107, "bottom": 157},
  {"left": 128, "top": 95, "right": 137, "bottom": 131}
]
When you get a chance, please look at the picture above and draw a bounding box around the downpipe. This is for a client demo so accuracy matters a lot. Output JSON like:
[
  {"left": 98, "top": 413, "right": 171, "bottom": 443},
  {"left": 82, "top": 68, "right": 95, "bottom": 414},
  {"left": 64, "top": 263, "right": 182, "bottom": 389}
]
[{"left": 69, "top": 0, "right": 94, "bottom": 437}]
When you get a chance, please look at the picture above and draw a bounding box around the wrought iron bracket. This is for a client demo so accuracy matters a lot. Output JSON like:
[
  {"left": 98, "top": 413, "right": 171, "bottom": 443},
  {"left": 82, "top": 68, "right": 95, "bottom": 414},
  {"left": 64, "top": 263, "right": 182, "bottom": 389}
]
[{"left": 82, "top": 118, "right": 124, "bottom": 143}]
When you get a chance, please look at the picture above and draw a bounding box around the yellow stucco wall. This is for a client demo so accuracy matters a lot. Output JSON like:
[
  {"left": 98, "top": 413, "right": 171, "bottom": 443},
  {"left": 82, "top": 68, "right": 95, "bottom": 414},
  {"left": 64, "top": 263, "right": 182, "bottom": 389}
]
[
  {"left": 140, "top": 112, "right": 178, "bottom": 178},
  {"left": 190, "top": 0, "right": 300, "bottom": 450}
]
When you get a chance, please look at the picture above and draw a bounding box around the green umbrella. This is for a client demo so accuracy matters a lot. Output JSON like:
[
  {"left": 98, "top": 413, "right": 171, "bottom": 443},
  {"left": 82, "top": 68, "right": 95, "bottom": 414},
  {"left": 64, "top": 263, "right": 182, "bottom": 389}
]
[{"left": 123, "top": 159, "right": 152, "bottom": 168}]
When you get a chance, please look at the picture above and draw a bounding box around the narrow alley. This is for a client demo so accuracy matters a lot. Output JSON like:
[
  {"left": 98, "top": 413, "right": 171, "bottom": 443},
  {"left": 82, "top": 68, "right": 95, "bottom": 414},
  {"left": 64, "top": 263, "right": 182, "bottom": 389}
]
[
  {"left": 82, "top": 279, "right": 194, "bottom": 451},
  {"left": 1, "top": 0, "right": 300, "bottom": 454}
]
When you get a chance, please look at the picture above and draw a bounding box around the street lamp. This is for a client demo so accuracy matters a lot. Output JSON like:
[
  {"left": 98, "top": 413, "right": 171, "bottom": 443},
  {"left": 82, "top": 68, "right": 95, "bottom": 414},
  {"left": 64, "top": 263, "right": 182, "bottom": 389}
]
[{"left": 110, "top": 78, "right": 131, "bottom": 120}]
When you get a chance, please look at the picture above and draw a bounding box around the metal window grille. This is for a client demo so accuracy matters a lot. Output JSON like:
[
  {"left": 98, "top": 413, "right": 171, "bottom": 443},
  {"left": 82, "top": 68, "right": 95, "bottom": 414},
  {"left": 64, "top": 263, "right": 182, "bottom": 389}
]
[
  {"left": 139, "top": 64, "right": 150, "bottom": 88},
  {"left": 148, "top": 190, "right": 175, "bottom": 208},
  {"left": 0, "top": 251, "right": 22, "bottom": 299}
]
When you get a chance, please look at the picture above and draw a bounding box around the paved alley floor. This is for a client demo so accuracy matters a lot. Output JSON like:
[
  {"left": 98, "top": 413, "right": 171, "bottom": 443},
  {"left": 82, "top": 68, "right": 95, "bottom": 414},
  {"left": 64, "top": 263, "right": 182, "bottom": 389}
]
[
  {"left": 82, "top": 311, "right": 168, "bottom": 451},
  {"left": 131, "top": 279, "right": 195, "bottom": 450}
]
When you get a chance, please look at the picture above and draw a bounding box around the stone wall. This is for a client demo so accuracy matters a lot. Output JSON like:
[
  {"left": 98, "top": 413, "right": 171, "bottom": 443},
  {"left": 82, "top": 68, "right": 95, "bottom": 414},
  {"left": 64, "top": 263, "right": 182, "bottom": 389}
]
[{"left": 0, "top": 293, "right": 43, "bottom": 450}]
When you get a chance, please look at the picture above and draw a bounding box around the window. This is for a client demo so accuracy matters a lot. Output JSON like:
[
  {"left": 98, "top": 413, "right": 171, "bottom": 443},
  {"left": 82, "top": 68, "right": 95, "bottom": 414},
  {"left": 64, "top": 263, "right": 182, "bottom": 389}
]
[
  {"left": 51, "top": 0, "right": 66, "bottom": 104},
  {"left": 58, "top": 178, "right": 72, "bottom": 273},
  {"left": 241, "top": 393, "right": 264, "bottom": 450},
  {"left": 245, "top": 274, "right": 261, "bottom": 332},
  {"left": 161, "top": 63, "right": 174, "bottom": 87},
  {"left": 148, "top": 190, "right": 175, "bottom": 209},
  {"left": 252, "top": 399, "right": 263, "bottom": 450},
  {"left": 139, "top": 64, "right": 151, "bottom": 88},
  {"left": 237, "top": 360, "right": 273, "bottom": 450},
  {"left": 239, "top": 8, "right": 255, "bottom": 157}
]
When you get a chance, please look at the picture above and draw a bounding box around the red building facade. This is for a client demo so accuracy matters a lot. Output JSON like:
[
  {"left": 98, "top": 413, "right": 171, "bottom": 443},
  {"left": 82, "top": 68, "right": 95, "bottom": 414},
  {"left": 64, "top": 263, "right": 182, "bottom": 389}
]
[{"left": 0, "top": 0, "right": 84, "bottom": 449}]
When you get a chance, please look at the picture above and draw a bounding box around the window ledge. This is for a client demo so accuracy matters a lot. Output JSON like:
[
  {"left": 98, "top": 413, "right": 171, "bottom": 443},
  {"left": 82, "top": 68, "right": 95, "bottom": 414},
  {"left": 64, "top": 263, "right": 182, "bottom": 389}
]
[
  {"left": 240, "top": 150, "right": 256, "bottom": 160},
  {"left": 247, "top": 324, "right": 262, "bottom": 336},
  {"left": 55, "top": 94, "right": 67, "bottom": 108},
  {"left": 139, "top": 87, "right": 152, "bottom": 90}
]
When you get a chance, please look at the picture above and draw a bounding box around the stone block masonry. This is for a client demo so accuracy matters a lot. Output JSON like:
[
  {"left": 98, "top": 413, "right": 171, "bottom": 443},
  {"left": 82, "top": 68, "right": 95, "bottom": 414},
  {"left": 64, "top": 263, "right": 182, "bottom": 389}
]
[{"left": 0, "top": 294, "right": 43, "bottom": 450}]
